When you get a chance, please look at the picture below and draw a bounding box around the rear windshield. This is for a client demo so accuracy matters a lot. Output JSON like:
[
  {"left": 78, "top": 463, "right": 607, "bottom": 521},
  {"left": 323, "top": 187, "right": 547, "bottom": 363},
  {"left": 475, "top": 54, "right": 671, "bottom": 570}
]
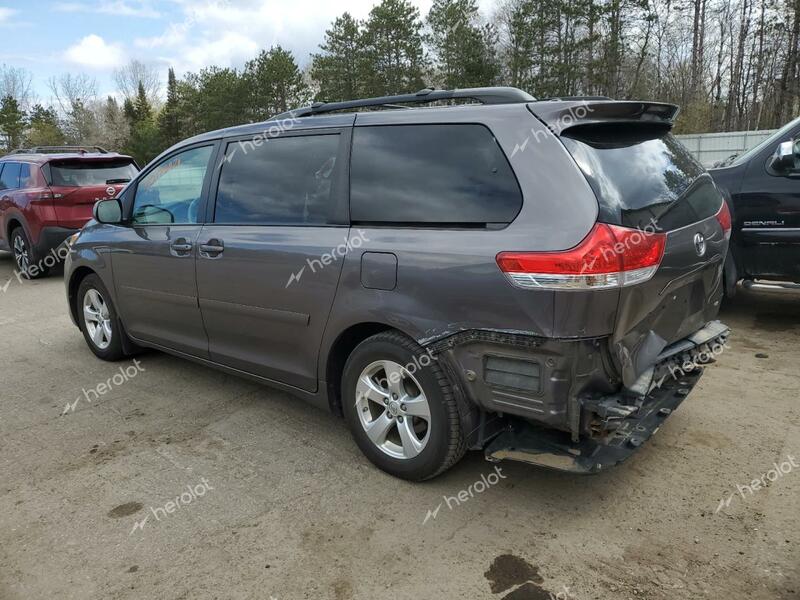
[
  {"left": 49, "top": 160, "right": 138, "bottom": 187},
  {"left": 561, "top": 124, "right": 722, "bottom": 230}
]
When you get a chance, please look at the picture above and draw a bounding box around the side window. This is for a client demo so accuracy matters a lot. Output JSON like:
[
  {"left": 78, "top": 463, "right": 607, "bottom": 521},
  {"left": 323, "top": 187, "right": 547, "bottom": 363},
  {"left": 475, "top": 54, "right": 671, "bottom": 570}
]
[
  {"left": 0, "top": 162, "right": 21, "bottom": 191},
  {"left": 350, "top": 124, "right": 522, "bottom": 226},
  {"left": 215, "top": 134, "right": 340, "bottom": 225},
  {"left": 132, "top": 146, "right": 213, "bottom": 225},
  {"left": 19, "top": 164, "right": 34, "bottom": 188}
]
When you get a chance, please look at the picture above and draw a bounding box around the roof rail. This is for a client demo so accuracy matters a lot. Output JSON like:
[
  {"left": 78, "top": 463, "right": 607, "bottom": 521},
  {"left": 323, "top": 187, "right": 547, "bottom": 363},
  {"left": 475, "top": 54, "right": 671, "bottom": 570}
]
[
  {"left": 9, "top": 145, "right": 109, "bottom": 155},
  {"left": 538, "top": 95, "right": 614, "bottom": 101},
  {"left": 274, "top": 87, "right": 536, "bottom": 120}
]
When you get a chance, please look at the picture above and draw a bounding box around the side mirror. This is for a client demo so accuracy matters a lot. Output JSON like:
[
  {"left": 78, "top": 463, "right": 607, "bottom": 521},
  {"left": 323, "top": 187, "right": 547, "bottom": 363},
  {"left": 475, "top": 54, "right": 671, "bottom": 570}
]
[
  {"left": 93, "top": 198, "right": 123, "bottom": 224},
  {"left": 770, "top": 140, "right": 797, "bottom": 172}
]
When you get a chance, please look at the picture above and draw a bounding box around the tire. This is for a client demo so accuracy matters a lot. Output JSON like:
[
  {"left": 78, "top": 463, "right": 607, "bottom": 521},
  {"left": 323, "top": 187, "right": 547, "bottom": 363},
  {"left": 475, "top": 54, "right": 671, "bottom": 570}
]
[
  {"left": 341, "top": 331, "right": 466, "bottom": 481},
  {"left": 722, "top": 253, "right": 737, "bottom": 301},
  {"left": 11, "top": 227, "right": 48, "bottom": 279},
  {"left": 76, "top": 274, "right": 126, "bottom": 361}
]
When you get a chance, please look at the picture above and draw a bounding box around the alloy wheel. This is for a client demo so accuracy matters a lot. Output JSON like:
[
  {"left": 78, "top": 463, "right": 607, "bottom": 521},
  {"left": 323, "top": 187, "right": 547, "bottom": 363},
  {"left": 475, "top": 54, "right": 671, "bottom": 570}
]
[
  {"left": 13, "top": 234, "right": 30, "bottom": 274},
  {"left": 355, "top": 360, "right": 432, "bottom": 460},
  {"left": 83, "top": 289, "right": 113, "bottom": 350}
]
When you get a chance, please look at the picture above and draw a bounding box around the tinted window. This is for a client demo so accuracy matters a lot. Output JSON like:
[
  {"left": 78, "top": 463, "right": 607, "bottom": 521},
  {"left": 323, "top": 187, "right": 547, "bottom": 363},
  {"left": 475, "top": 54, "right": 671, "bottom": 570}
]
[
  {"left": 215, "top": 134, "right": 340, "bottom": 225},
  {"left": 350, "top": 124, "right": 522, "bottom": 225},
  {"left": 561, "top": 124, "right": 720, "bottom": 230},
  {"left": 50, "top": 160, "right": 138, "bottom": 187},
  {"left": 132, "top": 146, "right": 213, "bottom": 225},
  {"left": 0, "top": 162, "right": 20, "bottom": 190},
  {"left": 19, "top": 163, "right": 34, "bottom": 188}
]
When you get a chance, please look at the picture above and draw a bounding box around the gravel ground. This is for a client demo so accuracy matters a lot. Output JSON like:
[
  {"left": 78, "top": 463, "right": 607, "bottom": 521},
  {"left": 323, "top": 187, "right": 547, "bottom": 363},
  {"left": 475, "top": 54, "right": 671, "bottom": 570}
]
[{"left": 0, "top": 250, "right": 797, "bottom": 600}]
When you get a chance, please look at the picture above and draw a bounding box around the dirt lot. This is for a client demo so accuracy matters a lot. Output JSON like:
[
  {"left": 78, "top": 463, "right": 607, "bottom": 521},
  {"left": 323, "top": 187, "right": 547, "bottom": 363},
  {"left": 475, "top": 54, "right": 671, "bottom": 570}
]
[{"left": 0, "top": 250, "right": 797, "bottom": 600}]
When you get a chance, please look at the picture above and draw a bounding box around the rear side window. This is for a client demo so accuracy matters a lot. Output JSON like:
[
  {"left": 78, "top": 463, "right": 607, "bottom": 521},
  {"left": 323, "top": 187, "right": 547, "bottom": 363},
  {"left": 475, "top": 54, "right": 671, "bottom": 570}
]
[
  {"left": 561, "top": 124, "right": 720, "bottom": 230},
  {"left": 350, "top": 124, "right": 522, "bottom": 226},
  {"left": 0, "top": 162, "right": 20, "bottom": 190},
  {"left": 215, "top": 134, "right": 340, "bottom": 225},
  {"left": 50, "top": 160, "right": 138, "bottom": 187},
  {"left": 19, "top": 163, "right": 34, "bottom": 188}
]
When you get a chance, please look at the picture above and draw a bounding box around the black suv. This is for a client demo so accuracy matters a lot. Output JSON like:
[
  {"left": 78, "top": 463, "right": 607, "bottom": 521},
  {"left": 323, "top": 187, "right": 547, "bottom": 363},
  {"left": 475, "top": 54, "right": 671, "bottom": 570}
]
[
  {"left": 709, "top": 117, "right": 800, "bottom": 294},
  {"left": 65, "top": 87, "right": 730, "bottom": 480}
]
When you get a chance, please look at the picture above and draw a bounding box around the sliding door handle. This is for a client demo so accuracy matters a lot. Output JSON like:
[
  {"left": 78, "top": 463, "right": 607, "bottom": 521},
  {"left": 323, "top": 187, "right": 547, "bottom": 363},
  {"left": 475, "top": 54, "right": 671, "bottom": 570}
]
[{"left": 199, "top": 239, "right": 224, "bottom": 258}]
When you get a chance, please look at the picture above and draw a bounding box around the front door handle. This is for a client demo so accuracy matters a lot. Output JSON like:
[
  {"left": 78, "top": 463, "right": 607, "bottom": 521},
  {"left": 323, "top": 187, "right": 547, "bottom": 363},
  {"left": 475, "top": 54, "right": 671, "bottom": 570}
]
[
  {"left": 170, "top": 238, "right": 193, "bottom": 256},
  {"left": 199, "top": 239, "right": 224, "bottom": 258}
]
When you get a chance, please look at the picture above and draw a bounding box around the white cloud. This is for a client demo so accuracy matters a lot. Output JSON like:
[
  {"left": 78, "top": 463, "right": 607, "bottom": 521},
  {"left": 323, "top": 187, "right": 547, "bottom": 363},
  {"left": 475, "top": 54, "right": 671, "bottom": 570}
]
[
  {"left": 55, "top": 1, "right": 161, "bottom": 18},
  {"left": 0, "top": 7, "right": 17, "bottom": 23},
  {"left": 65, "top": 34, "right": 126, "bottom": 69},
  {"left": 178, "top": 31, "right": 260, "bottom": 72}
]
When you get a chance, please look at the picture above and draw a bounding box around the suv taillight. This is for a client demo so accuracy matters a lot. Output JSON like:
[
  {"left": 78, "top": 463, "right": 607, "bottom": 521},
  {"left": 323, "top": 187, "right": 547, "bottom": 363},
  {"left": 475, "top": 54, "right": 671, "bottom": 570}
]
[
  {"left": 497, "top": 223, "right": 666, "bottom": 290},
  {"left": 716, "top": 200, "right": 732, "bottom": 239}
]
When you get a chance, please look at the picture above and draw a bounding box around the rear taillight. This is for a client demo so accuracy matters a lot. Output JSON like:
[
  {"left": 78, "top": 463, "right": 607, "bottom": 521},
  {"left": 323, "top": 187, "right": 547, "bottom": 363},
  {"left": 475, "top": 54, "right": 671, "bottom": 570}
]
[
  {"left": 497, "top": 223, "right": 666, "bottom": 290},
  {"left": 716, "top": 200, "right": 732, "bottom": 239}
]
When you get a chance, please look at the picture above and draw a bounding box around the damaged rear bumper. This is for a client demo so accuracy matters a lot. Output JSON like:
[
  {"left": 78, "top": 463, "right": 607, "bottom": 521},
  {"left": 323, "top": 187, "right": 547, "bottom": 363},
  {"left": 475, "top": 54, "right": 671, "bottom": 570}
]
[
  {"left": 484, "top": 366, "right": 702, "bottom": 473},
  {"left": 429, "top": 321, "right": 730, "bottom": 474}
]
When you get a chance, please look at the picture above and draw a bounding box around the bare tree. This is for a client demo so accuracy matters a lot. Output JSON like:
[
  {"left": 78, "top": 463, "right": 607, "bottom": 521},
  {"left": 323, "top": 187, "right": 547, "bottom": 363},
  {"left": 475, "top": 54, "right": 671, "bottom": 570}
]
[
  {"left": 0, "top": 65, "right": 34, "bottom": 110},
  {"left": 113, "top": 59, "right": 162, "bottom": 106}
]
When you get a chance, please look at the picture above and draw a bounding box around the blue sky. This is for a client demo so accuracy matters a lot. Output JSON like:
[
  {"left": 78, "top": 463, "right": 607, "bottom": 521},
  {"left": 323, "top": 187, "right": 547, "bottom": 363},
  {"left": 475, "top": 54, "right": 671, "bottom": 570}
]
[{"left": 0, "top": 0, "right": 497, "bottom": 105}]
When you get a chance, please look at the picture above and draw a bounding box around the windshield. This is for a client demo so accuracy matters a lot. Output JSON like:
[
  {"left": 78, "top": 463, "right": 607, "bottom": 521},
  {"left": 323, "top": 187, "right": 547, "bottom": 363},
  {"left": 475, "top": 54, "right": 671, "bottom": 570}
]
[
  {"left": 50, "top": 160, "right": 138, "bottom": 187},
  {"left": 728, "top": 116, "right": 800, "bottom": 167}
]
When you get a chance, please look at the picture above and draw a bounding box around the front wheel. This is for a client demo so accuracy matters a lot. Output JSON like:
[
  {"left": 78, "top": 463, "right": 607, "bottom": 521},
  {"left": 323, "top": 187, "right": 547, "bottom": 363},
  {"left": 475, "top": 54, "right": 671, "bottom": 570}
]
[
  {"left": 341, "top": 331, "right": 466, "bottom": 481},
  {"left": 77, "top": 274, "right": 126, "bottom": 361}
]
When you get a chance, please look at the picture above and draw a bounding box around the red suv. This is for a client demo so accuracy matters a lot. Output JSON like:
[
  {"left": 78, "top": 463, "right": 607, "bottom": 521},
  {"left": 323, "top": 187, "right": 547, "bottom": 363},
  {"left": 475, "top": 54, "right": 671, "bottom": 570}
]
[{"left": 0, "top": 147, "right": 138, "bottom": 278}]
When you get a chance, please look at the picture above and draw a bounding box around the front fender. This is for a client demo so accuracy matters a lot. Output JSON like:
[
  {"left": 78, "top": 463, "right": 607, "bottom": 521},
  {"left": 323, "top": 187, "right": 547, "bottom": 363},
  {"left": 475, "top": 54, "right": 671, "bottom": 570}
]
[{"left": 64, "top": 228, "right": 116, "bottom": 328}]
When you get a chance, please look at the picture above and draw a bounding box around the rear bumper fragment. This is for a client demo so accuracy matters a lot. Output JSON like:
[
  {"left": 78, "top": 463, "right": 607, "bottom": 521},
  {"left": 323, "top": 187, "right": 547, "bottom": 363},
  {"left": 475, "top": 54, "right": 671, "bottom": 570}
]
[{"left": 484, "top": 366, "right": 703, "bottom": 473}]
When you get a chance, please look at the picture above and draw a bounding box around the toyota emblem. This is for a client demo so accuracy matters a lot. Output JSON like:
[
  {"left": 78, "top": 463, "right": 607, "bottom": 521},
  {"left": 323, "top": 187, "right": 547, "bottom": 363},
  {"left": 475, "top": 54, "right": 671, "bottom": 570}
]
[
  {"left": 693, "top": 232, "right": 706, "bottom": 257},
  {"left": 106, "top": 186, "right": 116, "bottom": 197}
]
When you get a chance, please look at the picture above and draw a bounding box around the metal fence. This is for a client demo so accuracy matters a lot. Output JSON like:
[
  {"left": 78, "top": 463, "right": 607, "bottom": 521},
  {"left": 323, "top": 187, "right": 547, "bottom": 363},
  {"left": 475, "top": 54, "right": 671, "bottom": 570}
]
[{"left": 676, "top": 129, "right": 777, "bottom": 167}]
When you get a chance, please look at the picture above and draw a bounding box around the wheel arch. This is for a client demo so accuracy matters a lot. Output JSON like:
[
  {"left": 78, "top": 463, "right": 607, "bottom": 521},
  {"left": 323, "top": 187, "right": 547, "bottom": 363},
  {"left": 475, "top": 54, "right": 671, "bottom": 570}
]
[
  {"left": 324, "top": 322, "right": 408, "bottom": 416},
  {"left": 68, "top": 266, "right": 97, "bottom": 326},
  {"left": 6, "top": 216, "right": 25, "bottom": 243}
]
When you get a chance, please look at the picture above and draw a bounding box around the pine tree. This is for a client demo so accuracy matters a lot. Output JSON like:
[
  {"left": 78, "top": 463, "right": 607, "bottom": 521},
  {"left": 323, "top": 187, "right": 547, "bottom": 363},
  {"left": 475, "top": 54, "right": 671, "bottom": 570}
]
[
  {"left": 310, "top": 13, "right": 363, "bottom": 101},
  {"left": 0, "top": 95, "right": 26, "bottom": 151},
  {"left": 26, "top": 104, "right": 65, "bottom": 147},
  {"left": 123, "top": 81, "right": 159, "bottom": 166},
  {"left": 427, "top": 0, "right": 499, "bottom": 88},
  {"left": 244, "top": 46, "right": 309, "bottom": 120},
  {"left": 360, "top": 0, "right": 427, "bottom": 96},
  {"left": 157, "top": 67, "right": 181, "bottom": 148}
]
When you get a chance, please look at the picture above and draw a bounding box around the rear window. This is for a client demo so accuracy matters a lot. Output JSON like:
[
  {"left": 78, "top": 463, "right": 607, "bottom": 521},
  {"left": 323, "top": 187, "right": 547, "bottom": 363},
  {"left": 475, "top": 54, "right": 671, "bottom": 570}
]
[
  {"left": 0, "top": 162, "right": 21, "bottom": 190},
  {"left": 350, "top": 124, "right": 522, "bottom": 226},
  {"left": 49, "top": 160, "right": 138, "bottom": 187},
  {"left": 561, "top": 124, "right": 721, "bottom": 230}
]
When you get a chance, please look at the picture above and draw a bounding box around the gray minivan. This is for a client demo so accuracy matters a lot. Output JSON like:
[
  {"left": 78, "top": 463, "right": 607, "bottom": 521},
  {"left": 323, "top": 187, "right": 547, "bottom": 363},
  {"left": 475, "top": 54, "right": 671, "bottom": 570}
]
[{"left": 64, "top": 87, "right": 730, "bottom": 480}]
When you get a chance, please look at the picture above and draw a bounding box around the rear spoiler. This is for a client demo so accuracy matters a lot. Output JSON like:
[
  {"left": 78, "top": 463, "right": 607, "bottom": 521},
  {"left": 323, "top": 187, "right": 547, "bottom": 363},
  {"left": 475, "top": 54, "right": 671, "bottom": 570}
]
[{"left": 528, "top": 100, "right": 680, "bottom": 135}]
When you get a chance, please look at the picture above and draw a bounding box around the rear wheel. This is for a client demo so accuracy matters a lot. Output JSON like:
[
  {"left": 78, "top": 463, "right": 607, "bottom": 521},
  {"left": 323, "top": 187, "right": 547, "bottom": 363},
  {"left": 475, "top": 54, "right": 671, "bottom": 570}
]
[
  {"left": 77, "top": 274, "right": 125, "bottom": 361},
  {"left": 11, "top": 227, "right": 48, "bottom": 279},
  {"left": 341, "top": 331, "right": 466, "bottom": 481}
]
